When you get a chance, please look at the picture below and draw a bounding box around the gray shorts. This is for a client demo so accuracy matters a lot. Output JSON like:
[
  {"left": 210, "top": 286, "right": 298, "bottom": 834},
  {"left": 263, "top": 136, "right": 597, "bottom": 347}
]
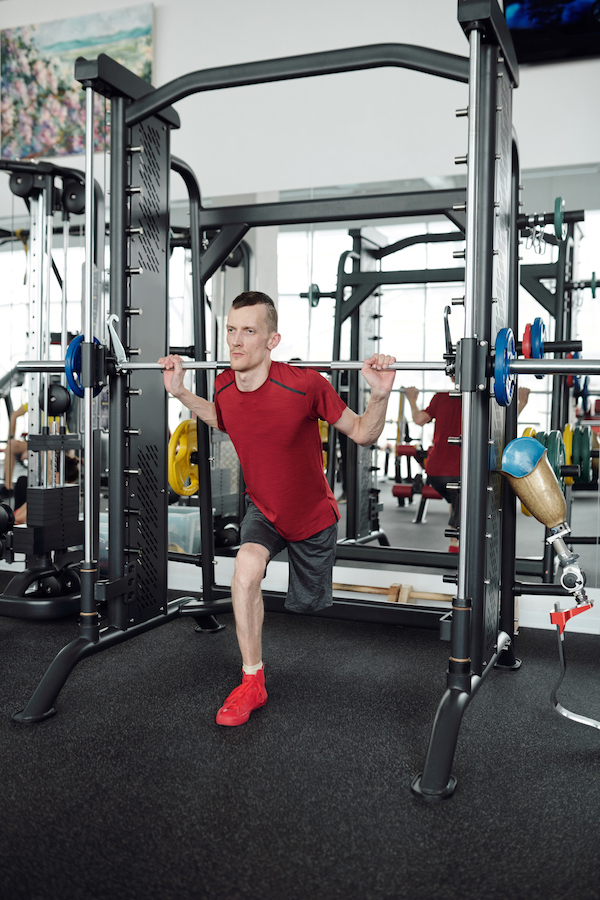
[{"left": 240, "top": 500, "right": 337, "bottom": 613}]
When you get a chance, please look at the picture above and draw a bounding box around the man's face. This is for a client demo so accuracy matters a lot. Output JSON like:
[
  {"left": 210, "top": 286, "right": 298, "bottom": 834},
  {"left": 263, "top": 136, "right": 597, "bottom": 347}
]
[{"left": 226, "top": 304, "right": 279, "bottom": 372}]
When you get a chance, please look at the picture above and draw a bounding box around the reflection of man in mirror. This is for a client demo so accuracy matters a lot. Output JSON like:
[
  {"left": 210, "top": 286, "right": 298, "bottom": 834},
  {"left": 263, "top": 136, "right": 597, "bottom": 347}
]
[
  {"left": 405, "top": 382, "right": 530, "bottom": 552},
  {"left": 405, "top": 384, "right": 462, "bottom": 552}
]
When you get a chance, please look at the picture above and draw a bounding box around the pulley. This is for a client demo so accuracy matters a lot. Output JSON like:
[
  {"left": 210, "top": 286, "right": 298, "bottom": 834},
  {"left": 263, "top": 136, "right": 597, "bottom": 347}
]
[{"left": 40, "top": 382, "right": 72, "bottom": 417}]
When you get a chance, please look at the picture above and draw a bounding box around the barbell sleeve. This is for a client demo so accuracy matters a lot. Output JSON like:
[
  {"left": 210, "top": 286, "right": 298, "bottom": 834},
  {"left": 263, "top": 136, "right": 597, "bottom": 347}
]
[
  {"left": 509, "top": 358, "right": 600, "bottom": 376},
  {"left": 17, "top": 360, "right": 65, "bottom": 373}
]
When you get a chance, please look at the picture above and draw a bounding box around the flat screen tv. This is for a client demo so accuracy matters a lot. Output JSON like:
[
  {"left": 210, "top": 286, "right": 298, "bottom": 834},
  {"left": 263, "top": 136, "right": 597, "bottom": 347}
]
[{"left": 505, "top": 1, "right": 600, "bottom": 63}]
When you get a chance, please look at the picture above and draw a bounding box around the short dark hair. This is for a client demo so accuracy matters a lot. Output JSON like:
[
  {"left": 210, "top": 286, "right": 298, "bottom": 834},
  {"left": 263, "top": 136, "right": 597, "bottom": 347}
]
[{"left": 231, "top": 291, "right": 278, "bottom": 333}]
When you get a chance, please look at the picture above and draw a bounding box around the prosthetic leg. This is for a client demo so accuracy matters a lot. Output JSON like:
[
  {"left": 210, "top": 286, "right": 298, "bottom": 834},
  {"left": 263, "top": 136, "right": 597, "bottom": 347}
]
[
  {"left": 501, "top": 437, "right": 599, "bottom": 730},
  {"left": 501, "top": 437, "right": 588, "bottom": 605}
]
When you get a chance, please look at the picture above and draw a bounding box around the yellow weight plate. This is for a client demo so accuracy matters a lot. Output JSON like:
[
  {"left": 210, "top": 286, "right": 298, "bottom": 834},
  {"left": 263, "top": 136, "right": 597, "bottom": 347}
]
[
  {"left": 562, "top": 424, "right": 574, "bottom": 485},
  {"left": 168, "top": 419, "right": 199, "bottom": 496},
  {"left": 319, "top": 419, "right": 329, "bottom": 470}
]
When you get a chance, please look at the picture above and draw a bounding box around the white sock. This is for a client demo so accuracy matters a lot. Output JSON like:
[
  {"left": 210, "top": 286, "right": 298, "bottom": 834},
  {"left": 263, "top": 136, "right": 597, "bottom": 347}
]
[{"left": 242, "top": 661, "right": 264, "bottom": 676}]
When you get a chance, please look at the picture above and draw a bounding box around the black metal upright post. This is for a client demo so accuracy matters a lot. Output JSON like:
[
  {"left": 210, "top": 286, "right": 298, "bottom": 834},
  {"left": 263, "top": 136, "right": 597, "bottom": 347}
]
[
  {"left": 171, "top": 157, "right": 217, "bottom": 608},
  {"left": 497, "top": 139, "right": 522, "bottom": 669},
  {"left": 541, "top": 226, "right": 574, "bottom": 581},
  {"left": 412, "top": 0, "right": 518, "bottom": 799},
  {"left": 412, "top": 32, "right": 497, "bottom": 801},
  {"left": 551, "top": 235, "right": 569, "bottom": 430},
  {"left": 328, "top": 248, "right": 358, "bottom": 494},
  {"left": 78, "top": 83, "right": 100, "bottom": 644},
  {"left": 345, "top": 235, "right": 363, "bottom": 541},
  {"left": 465, "top": 41, "right": 497, "bottom": 674},
  {"left": 108, "top": 94, "right": 129, "bottom": 630},
  {"left": 562, "top": 228, "right": 575, "bottom": 428}
]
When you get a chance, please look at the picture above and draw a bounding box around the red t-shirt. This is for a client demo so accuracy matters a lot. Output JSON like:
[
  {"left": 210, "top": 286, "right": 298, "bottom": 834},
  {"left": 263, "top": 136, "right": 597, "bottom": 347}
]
[
  {"left": 214, "top": 362, "right": 347, "bottom": 541},
  {"left": 424, "top": 392, "right": 462, "bottom": 477}
]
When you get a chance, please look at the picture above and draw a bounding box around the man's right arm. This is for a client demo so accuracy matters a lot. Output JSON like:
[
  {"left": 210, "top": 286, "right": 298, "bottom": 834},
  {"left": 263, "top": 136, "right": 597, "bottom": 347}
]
[
  {"left": 404, "top": 387, "right": 432, "bottom": 427},
  {"left": 158, "top": 354, "right": 219, "bottom": 430},
  {"left": 9, "top": 404, "right": 27, "bottom": 438}
]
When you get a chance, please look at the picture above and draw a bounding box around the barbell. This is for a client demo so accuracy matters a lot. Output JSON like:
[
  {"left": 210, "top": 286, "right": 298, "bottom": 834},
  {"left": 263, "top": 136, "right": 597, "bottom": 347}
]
[
  {"left": 18, "top": 331, "right": 600, "bottom": 411},
  {"left": 122, "top": 359, "right": 447, "bottom": 372}
]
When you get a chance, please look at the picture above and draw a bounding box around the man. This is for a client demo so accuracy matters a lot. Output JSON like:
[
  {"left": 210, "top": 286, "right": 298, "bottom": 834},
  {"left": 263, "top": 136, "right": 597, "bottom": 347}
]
[
  {"left": 160, "top": 291, "right": 396, "bottom": 727},
  {"left": 404, "top": 384, "right": 462, "bottom": 551},
  {"left": 405, "top": 382, "right": 530, "bottom": 551}
]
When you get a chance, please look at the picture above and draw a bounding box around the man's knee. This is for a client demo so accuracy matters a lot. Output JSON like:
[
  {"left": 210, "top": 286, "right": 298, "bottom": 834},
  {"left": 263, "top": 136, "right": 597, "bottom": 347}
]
[{"left": 233, "top": 543, "right": 270, "bottom": 591}]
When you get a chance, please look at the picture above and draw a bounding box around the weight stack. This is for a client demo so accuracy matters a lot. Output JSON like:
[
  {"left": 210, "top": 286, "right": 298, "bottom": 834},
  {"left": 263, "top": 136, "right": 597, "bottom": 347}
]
[{"left": 13, "top": 485, "right": 84, "bottom": 554}]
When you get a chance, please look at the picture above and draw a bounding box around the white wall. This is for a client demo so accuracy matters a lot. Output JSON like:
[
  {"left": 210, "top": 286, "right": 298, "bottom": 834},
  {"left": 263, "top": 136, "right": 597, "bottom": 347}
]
[{"left": 0, "top": 0, "right": 598, "bottom": 204}]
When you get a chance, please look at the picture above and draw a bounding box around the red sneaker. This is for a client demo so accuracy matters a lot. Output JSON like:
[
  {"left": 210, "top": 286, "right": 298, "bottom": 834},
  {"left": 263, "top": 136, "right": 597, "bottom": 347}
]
[
  {"left": 216, "top": 666, "right": 267, "bottom": 726},
  {"left": 449, "top": 544, "right": 459, "bottom": 554}
]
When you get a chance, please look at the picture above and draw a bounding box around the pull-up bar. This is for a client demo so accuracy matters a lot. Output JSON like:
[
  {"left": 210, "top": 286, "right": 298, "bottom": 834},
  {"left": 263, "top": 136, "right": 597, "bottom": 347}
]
[{"left": 125, "top": 43, "right": 469, "bottom": 127}]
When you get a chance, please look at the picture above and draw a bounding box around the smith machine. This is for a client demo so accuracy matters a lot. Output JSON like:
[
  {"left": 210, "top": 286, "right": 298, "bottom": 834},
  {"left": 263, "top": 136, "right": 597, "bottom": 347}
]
[
  {"left": 7, "top": 0, "right": 600, "bottom": 798},
  {"left": 0, "top": 158, "right": 101, "bottom": 613}
]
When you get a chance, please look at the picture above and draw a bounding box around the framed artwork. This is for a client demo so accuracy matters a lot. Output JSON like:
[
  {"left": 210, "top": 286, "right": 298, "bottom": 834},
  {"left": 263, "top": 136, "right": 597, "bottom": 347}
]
[{"left": 1, "top": 3, "right": 153, "bottom": 159}]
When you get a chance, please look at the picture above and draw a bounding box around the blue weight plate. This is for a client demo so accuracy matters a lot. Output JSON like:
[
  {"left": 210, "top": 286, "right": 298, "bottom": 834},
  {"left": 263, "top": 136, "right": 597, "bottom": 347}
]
[{"left": 494, "top": 327, "right": 516, "bottom": 407}]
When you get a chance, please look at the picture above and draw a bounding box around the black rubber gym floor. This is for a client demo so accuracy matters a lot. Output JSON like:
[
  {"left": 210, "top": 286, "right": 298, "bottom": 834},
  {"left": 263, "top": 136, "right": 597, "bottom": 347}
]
[{"left": 1, "top": 568, "right": 599, "bottom": 900}]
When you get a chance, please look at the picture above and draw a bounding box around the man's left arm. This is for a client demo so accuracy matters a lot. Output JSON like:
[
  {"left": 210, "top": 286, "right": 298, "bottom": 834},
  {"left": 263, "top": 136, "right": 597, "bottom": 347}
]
[{"left": 332, "top": 354, "right": 396, "bottom": 447}]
